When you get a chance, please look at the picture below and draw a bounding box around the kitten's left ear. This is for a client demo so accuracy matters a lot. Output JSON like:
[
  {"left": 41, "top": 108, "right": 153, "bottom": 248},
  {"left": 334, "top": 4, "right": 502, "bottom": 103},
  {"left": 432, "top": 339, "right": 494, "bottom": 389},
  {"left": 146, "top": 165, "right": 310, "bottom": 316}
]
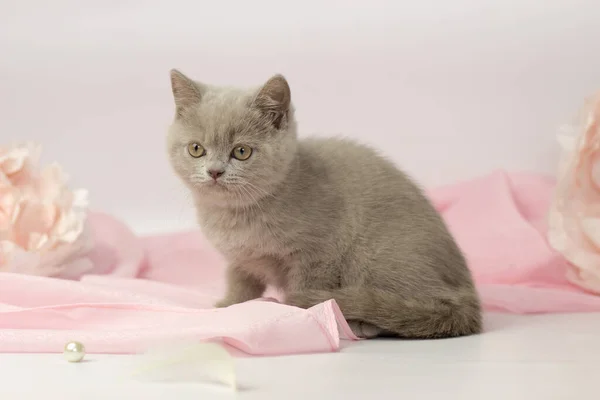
[
  {"left": 254, "top": 74, "right": 291, "bottom": 129},
  {"left": 170, "top": 69, "right": 203, "bottom": 117}
]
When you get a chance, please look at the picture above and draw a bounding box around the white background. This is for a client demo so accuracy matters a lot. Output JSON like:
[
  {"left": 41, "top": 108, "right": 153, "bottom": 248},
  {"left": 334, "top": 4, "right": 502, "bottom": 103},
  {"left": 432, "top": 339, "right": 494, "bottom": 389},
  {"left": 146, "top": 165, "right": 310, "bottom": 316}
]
[
  {"left": 1, "top": 313, "right": 600, "bottom": 399},
  {"left": 2, "top": 0, "right": 600, "bottom": 234}
]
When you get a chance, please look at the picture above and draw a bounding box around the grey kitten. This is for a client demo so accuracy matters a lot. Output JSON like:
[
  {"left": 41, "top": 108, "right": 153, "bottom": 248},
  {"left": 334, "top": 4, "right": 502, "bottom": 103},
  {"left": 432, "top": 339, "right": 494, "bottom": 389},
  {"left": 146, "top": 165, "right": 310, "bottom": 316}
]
[{"left": 167, "top": 69, "right": 482, "bottom": 339}]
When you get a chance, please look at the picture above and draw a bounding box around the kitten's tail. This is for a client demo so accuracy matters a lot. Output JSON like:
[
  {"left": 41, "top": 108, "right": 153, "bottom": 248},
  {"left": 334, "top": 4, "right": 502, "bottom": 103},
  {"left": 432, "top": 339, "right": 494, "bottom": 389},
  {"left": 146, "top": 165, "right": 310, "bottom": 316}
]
[{"left": 289, "top": 286, "right": 482, "bottom": 339}]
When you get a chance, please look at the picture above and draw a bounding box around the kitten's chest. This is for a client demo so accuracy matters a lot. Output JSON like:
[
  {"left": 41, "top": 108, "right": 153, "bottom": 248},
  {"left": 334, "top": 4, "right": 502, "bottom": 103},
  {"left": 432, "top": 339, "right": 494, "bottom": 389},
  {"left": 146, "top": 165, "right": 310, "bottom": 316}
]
[{"left": 198, "top": 209, "right": 286, "bottom": 260}]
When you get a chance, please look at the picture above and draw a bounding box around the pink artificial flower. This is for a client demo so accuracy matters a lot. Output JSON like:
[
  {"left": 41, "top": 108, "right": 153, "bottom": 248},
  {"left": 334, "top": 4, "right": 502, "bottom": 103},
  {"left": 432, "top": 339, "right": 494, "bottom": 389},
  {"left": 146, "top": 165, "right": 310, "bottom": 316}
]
[
  {"left": 0, "top": 146, "right": 29, "bottom": 176},
  {"left": 0, "top": 184, "right": 20, "bottom": 233},
  {"left": 0, "top": 142, "right": 91, "bottom": 277},
  {"left": 0, "top": 142, "right": 41, "bottom": 187},
  {"left": 548, "top": 91, "right": 600, "bottom": 293}
]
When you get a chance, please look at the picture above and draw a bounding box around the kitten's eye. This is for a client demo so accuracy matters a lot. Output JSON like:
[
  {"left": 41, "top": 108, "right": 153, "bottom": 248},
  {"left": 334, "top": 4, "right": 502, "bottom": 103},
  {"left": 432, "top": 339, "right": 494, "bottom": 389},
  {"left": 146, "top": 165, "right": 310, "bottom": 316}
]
[
  {"left": 187, "top": 143, "right": 205, "bottom": 158},
  {"left": 231, "top": 145, "right": 253, "bottom": 161}
]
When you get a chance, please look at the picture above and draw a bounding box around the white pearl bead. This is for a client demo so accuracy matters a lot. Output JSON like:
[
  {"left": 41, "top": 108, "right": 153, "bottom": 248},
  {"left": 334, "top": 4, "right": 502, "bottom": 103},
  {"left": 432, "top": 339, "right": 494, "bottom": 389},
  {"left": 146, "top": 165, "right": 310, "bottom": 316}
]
[{"left": 63, "top": 341, "right": 86, "bottom": 362}]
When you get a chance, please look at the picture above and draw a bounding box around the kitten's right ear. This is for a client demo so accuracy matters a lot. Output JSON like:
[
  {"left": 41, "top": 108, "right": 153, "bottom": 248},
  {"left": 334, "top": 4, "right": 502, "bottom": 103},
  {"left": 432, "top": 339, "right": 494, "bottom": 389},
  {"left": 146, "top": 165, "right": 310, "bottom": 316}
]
[
  {"left": 253, "top": 74, "right": 291, "bottom": 129},
  {"left": 170, "top": 69, "right": 203, "bottom": 116}
]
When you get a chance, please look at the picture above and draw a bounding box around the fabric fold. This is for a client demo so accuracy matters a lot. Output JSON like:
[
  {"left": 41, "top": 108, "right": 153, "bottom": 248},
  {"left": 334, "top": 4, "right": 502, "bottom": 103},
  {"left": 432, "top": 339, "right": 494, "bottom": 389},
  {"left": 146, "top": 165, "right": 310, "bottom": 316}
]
[{"left": 1, "top": 170, "right": 600, "bottom": 355}]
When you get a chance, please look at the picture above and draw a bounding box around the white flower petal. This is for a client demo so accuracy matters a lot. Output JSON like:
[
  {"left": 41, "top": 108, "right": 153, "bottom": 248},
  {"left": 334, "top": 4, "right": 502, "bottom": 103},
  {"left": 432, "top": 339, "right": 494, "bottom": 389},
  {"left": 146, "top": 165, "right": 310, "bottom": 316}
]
[
  {"left": 71, "top": 189, "right": 89, "bottom": 209},
  {"left": 131, "top": 342, "right": 237, "bottom": 389},
  {"left": 556, "top": 133, "right": 576, "bottom": 152},
  {"left": 27, "top": 233, "right": 49, "bottom": 251},
  {"left": 580, "top": 218, "right": 600, "bottom": 249}
]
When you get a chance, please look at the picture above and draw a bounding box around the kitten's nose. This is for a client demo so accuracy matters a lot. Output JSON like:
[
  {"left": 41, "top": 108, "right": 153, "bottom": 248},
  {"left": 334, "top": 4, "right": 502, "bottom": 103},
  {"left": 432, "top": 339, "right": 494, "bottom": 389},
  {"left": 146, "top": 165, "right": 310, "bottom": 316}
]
[{"left": 208, "top": 169, "right": 225, "bottom": 180}]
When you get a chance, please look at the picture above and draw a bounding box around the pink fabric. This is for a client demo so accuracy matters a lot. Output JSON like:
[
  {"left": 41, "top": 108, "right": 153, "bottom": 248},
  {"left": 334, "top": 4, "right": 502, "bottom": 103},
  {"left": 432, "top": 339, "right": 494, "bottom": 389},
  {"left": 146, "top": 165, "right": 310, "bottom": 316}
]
[
  {"left": 1, "top": 170, "right": 599, "bottom": 355},
  {"left": 429, "top": 171, "right": 600, "bottom": 313}
]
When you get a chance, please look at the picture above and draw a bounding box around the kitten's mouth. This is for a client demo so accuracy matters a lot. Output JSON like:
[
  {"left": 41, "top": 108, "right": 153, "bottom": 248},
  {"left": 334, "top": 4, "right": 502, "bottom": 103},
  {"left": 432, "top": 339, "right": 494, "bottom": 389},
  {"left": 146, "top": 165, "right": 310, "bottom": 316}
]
[
  {"left": 192, "top": 179, "right": 235, "bottom": 195},
  {"left": 207, "top": 180, "right": 228, "bottom": 190}
]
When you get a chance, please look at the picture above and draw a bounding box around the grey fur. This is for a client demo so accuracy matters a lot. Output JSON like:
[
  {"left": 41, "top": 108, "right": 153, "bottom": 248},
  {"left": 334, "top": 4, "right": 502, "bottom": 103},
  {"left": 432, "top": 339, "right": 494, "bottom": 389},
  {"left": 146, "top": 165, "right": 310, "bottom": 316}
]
[{"left": 167, "top": 69, "right": 482, "bottom": 339}]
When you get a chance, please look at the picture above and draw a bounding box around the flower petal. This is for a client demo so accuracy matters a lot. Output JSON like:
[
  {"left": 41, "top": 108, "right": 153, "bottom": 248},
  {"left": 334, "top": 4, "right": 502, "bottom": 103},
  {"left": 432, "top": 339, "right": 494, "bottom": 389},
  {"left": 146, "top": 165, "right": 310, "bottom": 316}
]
[
  {"left": 0, "top": 147, "right": 29, "bottom": 175},
  {"left": 0, "top": 240, "right": 16, "bottom": 268},
  {"left": 13, "top": 201, "right": 57, "bottom": 248}
]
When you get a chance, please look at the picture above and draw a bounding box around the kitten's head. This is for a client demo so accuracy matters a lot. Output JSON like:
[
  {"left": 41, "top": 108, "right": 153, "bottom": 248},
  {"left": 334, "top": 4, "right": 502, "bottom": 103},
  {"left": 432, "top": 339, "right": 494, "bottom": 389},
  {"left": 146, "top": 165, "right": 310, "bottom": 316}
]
[{"left": 167, "top": 70, "right": 298, "bottom": 207}]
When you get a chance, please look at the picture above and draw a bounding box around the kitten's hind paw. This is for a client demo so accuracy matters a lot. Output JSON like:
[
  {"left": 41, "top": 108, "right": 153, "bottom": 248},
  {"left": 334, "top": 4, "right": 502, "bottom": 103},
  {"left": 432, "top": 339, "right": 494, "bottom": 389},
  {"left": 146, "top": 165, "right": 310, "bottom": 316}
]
[{"left": 348, "top": 321, "right": 383, "bottom": 339}]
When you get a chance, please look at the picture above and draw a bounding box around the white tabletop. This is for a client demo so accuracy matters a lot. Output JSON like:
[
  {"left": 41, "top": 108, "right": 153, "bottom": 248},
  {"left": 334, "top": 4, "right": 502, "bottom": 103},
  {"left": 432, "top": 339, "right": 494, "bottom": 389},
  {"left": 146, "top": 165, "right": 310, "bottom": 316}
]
[{"left": 0, "top": 312, "right": 597, "bottom": 400}]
